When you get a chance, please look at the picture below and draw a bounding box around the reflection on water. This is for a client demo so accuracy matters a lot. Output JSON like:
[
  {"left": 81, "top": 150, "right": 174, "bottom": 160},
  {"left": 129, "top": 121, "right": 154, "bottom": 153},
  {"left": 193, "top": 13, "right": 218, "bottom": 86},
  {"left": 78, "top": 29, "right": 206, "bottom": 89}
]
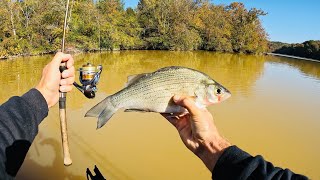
[
  {"left": 0, "top": 51, "right": 319, "bottom": 179},
  {"left": 17, "top": 136, "right": 83, "bottom": 179},
  {"left": 267, "top": 55, "right": 320, "bottom": 80}
]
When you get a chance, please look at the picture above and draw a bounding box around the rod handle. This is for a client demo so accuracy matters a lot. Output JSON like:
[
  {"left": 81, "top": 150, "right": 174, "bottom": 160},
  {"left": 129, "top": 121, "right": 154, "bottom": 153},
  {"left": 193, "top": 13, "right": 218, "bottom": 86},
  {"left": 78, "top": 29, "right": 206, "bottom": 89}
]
[
  {"left": 59, "top": 62, "right": 72, "bottom": 166},
  {"left": 59, "top": 107, "right": 72, "bottom": 166}
]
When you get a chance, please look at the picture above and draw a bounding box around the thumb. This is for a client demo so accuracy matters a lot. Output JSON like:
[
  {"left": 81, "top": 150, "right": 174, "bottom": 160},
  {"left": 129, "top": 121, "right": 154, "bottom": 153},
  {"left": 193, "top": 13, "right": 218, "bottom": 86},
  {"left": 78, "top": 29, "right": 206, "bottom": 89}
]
[{"left": 173, "top": 95, "right": 201, "bottom": 116}]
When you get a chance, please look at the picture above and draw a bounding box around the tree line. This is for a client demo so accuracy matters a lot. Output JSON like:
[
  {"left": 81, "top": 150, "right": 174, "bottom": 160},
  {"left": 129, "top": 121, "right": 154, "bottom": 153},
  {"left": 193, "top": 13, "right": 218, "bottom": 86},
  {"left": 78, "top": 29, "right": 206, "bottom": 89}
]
[
  {"left": 0, "top": 0, "right": 268, "bottom": 58},
  {"left": 269, "top": 41, "right": 320, "bottom": 60}
]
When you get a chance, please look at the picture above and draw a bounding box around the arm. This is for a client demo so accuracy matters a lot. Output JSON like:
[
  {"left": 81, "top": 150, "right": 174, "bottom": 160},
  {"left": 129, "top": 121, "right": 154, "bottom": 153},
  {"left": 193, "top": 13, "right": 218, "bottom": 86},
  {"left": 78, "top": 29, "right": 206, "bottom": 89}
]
[
  {"left": 0, "top": 89, "right": 48, "bottom": 178},
  {"left": 213, "top": 146, "right": 308, "bottom": 180},
  {"left": 0, "top": 52, "right": 75, "bottom": 178},
  {"left": 162, "top": 95, "right": 308, "bottom": 180}
]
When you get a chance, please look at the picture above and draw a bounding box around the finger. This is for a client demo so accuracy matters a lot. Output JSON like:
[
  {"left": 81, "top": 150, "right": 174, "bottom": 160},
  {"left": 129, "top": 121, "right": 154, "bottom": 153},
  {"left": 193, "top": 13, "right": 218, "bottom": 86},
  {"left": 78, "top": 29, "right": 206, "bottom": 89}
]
[
  {"left": 65, "top": 55, "right": 74, "bottom": 69},
  {"left": 61, "top": 66, "right": 75, "bottom": 78},
  {"left": 60, "top": 76, "right": 75, "bottom": 86},
  {"left": 175, "top": 117, "right": 190, "bottom": 132},
  {"left": 172, "top": 95, "right": 201, "bottom": 116},
  {"left": 60, "top": 85, "right": 73, "bottom": 92},
  {"left": 52, "top": 52, "right": 72, "bottom": 67}
]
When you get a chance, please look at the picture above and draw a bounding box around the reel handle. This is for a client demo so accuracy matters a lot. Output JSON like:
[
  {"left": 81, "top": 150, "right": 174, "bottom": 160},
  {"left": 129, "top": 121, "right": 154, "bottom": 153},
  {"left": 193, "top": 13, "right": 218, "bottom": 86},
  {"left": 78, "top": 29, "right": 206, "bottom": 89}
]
[{"left": 73, "top": 82, "right": 96, "bottom": 99}]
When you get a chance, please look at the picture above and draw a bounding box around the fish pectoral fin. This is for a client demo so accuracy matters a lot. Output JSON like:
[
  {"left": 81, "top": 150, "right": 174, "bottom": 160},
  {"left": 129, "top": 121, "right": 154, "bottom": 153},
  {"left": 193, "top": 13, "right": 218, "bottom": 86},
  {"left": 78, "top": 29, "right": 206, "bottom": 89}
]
[
  {"left": 124, "top": 109, "right": 150, "bottom": 113},
  {"left": 194, "top": 96, "right": 207, "bottom": 109},
  {"left": 125, "top": 73, "right": 149, "bottom": 87},
  {"left": 195, "top": 100, "right": 207, "bottom": 109},
  {"left": 194, "top": 89, "right": 206, "bottom": 109},
  {"left": 194, "top": 88, "right": 202, "bottom": 98}
]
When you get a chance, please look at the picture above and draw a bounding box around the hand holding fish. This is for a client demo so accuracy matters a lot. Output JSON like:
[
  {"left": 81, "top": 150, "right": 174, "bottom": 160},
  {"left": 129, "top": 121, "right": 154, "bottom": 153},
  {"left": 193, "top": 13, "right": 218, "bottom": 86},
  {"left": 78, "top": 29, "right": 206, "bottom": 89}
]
[
  {"left": 36, "top": 52, "right": 75, "bottom": 108},
  {"left": 85, "top": 66, "right": 232, "bottom": 171},
  {"left": 162, "top": 95, "right": 231, "bottom": 172}
]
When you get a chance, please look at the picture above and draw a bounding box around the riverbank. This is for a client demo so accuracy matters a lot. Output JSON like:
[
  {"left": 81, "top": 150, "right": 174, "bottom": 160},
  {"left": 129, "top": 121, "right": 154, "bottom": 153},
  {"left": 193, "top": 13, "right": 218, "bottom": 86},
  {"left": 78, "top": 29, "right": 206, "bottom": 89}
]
[
  {"left": 268, "top": 40, "right": 320, "bottom": 61},
  {"left": 2, "top": 50, "right": 320, "bottom": 63},
  {"left": 0, "top": 48, "right": 84, "bottom": 60},
  {"left": 267, "top": 53, "right": 320, "bottom": 62},
  {"left": 0, "top": 48, "right": 257, "bottom": 60},
  {"left": 0, "top": 50, "right": 57, "bottom": 60}
]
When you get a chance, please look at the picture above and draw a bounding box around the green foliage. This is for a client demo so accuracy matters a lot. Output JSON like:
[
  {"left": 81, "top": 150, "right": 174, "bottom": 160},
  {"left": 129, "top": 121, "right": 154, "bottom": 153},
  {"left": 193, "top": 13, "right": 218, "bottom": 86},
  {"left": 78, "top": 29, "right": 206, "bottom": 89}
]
[
  {"left": 226, "top": 2, "right": 268, "bottom": 53},
  {"left": 196, "top": 3, "right": 232, "bottom": 52},
  {"left": 271, "top": 40, "right": 320, "bottom": 60},
  {"left": 0, "top": 0, "right": 269, "bottom": 58},
  {"left": 138, "top": 0, "right": 202, "bottom": 50}
]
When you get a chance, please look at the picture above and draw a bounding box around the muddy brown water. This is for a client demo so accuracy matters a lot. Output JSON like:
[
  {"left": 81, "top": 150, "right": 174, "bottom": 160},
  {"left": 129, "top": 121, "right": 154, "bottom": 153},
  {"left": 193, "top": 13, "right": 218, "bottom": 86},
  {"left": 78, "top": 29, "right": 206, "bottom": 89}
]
[{"left": 0, "top": 51, "right": 319, "bottom": 179}]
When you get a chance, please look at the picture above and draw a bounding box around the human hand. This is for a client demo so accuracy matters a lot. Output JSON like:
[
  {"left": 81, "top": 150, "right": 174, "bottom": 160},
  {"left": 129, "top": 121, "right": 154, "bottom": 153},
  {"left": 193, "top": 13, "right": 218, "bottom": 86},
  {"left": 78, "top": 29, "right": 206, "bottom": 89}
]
[
  {"left": 36, "top": 52, "right": 75, "bottom": 108},
  {"left": 162, "top": 95, "right": 231, "bottom": 171}
]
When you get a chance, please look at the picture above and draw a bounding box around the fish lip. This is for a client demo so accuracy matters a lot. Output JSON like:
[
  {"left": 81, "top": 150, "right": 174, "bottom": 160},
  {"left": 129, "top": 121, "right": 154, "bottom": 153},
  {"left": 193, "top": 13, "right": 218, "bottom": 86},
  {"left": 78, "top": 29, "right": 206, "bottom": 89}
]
[
  {"left": 220, "top": 91, "right": 231, "bottom": 102},
  {"left": 224, "top": 92, "right": 231, "bottom": 99},
  {"left": 225, "top": 88, "right": 231, "bottom": 95}
]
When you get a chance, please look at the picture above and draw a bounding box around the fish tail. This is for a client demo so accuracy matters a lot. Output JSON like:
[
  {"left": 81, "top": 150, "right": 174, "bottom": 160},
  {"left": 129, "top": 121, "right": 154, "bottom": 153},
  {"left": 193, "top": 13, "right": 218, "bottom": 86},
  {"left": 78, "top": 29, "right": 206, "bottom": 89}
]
[{"left": 85, "top": 97, "right": 117, "bottom": 129}]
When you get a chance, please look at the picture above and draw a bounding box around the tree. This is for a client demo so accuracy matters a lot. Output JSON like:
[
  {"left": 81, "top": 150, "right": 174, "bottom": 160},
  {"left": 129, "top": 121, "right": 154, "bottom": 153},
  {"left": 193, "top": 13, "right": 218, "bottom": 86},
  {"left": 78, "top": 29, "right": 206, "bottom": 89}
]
[
  {"left": 0, "top": 0, "right": 270, "bottom": 57},
  {"left": 69, "top": 0, "right": 99, "bottom": 51},
  {"left": 196, "top": 2, "right": 232, "bottom": 52},
  {"left": 137, "top": 0, "right": 202, "bottom": 50},
  {"left": 226, "top": 2, "right": 268, "bottom": 53},
  {"left": 272, "top": 40, "right": 320, "bottom": 60}
]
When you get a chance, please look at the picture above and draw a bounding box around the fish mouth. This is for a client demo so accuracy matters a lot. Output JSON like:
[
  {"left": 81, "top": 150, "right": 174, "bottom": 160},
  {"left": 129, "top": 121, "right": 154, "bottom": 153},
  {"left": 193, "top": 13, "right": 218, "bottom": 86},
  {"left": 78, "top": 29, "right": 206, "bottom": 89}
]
[
  {"left": 219, "top": 90, "right": 231, "bottom": 102},
  {"left": 224, "top": 88, "right": 231, "bottom": 95}
]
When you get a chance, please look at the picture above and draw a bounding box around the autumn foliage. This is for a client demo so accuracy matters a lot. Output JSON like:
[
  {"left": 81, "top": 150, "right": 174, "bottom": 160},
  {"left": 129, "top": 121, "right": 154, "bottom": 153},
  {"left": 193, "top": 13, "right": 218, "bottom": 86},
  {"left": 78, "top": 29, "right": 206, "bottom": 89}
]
[{"left": 0, "top": 0, "right": 268, "bottom": 58}]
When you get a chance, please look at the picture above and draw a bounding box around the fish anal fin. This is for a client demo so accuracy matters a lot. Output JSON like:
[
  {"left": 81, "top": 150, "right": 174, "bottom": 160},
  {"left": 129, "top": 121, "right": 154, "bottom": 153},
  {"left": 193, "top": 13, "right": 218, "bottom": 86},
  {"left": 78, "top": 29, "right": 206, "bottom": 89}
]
[
  {"left": 164, "top": 111, "right": 189, "bottom": 118},
  {"left": 125, "top": 73, "right": 148, "bottom": 87},
  {"left": 124, "top": 108, "right": 150, "bottom": 113}
]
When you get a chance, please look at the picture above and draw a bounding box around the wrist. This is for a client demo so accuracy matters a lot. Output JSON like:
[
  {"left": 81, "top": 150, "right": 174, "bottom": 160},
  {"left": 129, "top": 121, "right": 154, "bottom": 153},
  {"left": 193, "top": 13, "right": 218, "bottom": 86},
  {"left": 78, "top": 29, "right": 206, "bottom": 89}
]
[
  {"left": 196, "top": 137, "right": 231, "bottom": 172},
  {"left": 36, "top": 86, "right": 55, "bottom": 108}
]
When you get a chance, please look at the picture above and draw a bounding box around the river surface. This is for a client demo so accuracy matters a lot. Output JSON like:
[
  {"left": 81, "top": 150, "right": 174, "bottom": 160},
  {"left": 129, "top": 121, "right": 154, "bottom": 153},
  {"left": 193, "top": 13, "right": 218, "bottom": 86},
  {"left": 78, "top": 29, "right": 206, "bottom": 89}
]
[{"left": 0, "top": 51, "right": 319, "bottom": 179}]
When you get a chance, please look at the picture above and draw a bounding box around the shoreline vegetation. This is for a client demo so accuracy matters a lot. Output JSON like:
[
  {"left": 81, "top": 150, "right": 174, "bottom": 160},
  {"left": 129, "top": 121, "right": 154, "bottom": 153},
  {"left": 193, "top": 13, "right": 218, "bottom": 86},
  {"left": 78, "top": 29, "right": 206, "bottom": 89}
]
[
  {"left": 0, "top": 0, "right": 318, "bottom": 61},
  {"left": 1, "top": 0, "right": 268, "bottom": 59},
  {"left": 268, "top": 41, "right": 320, "bottom": 61},
  {"left": 267, "top": 53, "right": 320, "bottom": 63}
]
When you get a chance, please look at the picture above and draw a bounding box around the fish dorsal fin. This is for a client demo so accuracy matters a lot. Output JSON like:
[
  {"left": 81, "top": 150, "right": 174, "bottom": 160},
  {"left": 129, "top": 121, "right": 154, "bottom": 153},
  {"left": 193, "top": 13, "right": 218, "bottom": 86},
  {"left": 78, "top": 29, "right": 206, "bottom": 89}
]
[{"left": 125, "top": 73, "right": 148, "bottom": 87}]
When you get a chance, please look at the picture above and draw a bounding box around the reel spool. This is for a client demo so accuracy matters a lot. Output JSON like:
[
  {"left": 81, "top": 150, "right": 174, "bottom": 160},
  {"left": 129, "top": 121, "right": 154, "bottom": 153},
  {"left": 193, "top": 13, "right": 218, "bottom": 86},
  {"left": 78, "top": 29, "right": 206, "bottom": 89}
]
[{"left": 73, "top": 63, "right": 102, "bottom": 98}]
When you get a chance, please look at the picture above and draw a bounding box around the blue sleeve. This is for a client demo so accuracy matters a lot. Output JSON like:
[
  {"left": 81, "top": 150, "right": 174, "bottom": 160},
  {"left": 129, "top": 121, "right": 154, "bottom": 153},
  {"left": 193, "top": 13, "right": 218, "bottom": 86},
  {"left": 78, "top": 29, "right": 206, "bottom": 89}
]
[
  {"left": 0, "top": 89, "right": 48, "bottom": 179},
  {"left": 212, "top": 146, "right": 309, "bottom": 180}
]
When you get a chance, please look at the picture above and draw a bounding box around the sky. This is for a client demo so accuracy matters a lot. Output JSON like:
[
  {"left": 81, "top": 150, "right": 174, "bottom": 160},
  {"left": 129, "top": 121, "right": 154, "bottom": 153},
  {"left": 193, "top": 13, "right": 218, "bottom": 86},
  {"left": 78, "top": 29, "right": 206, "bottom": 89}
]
[{"left": 123, "top": 0, "right": 320, "bottom": 43}]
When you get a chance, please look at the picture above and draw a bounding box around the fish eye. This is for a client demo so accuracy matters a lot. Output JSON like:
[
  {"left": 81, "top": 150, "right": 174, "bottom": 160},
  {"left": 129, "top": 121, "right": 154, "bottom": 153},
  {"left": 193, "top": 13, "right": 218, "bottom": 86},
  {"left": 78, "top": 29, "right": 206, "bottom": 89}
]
[{"left": 215, "top": 88, "right": 222, "bottom": 95}]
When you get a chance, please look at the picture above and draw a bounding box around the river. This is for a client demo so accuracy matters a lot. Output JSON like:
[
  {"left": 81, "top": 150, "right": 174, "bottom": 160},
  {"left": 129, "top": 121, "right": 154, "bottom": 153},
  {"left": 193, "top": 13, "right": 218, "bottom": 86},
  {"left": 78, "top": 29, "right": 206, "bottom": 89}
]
[{"left": 1, "top": 51, "right": 319, "bottom": 179}]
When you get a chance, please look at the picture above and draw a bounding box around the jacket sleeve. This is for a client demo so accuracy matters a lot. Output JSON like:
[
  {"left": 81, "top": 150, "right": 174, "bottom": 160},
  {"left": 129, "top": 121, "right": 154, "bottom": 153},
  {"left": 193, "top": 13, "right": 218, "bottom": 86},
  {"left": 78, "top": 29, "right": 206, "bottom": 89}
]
[
  {"left": 212, "top": 146, "right": 308, "bottom": 180},
  {"left": 0, "top": 89, "right": 48, "bottom": 179}
]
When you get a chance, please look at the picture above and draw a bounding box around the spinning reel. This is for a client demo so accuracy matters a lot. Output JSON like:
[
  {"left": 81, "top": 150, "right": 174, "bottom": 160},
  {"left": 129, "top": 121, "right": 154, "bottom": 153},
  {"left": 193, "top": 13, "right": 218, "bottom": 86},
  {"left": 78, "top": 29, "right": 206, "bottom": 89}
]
[{"left": 73, "top": 63, "right": 103, "bottom": 99}]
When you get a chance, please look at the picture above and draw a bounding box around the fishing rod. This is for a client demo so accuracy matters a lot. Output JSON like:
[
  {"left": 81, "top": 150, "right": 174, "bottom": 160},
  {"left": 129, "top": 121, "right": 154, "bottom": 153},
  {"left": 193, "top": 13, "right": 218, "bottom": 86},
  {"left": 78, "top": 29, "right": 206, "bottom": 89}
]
[
  {"left": 59, "top": 0, "right": 72, "bottom": 166},
  {"left": 59, "top": 0, "right": 103, "bottom": 166}
]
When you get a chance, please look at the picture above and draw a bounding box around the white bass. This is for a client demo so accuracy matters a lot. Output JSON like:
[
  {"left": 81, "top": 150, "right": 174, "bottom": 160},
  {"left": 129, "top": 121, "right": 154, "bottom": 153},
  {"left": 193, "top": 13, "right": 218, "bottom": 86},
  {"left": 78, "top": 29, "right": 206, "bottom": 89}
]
[{"left": 85, "top": 66, "right": 231, "bottom": 129}]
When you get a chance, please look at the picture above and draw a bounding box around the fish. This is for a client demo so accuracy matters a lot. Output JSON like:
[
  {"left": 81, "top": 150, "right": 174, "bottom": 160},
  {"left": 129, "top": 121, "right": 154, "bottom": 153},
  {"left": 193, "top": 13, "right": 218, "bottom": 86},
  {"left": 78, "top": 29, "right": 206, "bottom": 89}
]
[{"left": 85, "top": 66, "right": 231, "bottom": 129}]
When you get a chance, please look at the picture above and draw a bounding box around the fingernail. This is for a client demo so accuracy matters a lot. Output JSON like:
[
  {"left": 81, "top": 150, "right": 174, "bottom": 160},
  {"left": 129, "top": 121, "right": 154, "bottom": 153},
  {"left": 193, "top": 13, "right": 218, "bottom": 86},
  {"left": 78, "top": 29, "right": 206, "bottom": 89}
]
[
  {"left": 61, "top": 79, "right": 67, "bottom": 85},
  {"left": 173, "top": 95, "right": 181, "bottom": 102},
  {"left": 62, "top": 71, "right": 68, "bottom": 77},
  {"left": 60, "top": 86, "right": 66, "bottom": 92}
]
